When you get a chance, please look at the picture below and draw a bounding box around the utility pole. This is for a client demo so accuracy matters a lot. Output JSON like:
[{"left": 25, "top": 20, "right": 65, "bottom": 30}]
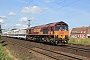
[{"left": 28, "top": 20, "right": 30, "bottom": 28}]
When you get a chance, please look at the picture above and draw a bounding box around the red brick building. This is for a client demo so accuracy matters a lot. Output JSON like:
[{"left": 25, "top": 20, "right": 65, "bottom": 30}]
[{"left": 71, "top": 26, "right": 90, "bottom": 38}]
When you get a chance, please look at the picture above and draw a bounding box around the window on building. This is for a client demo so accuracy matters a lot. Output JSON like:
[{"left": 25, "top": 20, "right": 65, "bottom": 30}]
[
  {"left": 84, "top": 31, "right": 86, "bottom": 33},
  {"left": 81, "top": 31, "right": 82, "bottom": 33}
]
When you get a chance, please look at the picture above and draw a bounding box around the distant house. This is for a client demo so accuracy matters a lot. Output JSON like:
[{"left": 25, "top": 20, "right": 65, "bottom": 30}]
[
  {"left": 87, "top": 26, "right": 90, "bottom": 38},
  {"left": 71, "top": 26, "right": 90, "bottom": 38}
]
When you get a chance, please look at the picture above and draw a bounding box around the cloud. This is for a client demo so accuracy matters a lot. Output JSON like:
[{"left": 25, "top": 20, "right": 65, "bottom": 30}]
[
  {"left": 9, "top": 12, "right": 16, "bottom": 16},
  {"left": 4, "top": 24, "right": 7, "bottom": 26},
  {"left": 19, "top": 17, "right": 36, "bottom": 22},
  {"left": 15, "top": 24, "right": 22, "bottom": 27},
  {"left": 0, "top": 19, "right": 4, "bottom": 23},
  {"left": 21, "top": 6, "right": 42, "bottom": 14},
  {"left": 30, "top": 17, "right": 35, "bottom": 20},
  {"left": 44, "top": 0, "right": 54, "bottom": 2},
  {"left": 44, "top": 7, "right": 49, "bottom": 10},
  {"left": 0, "top": 16, "right": 7, "bottom": 19},
  {"left": 19, "top": 17, "right": 28, "bottom": 21},
  {"left": 22, "top": 25, "right": 26, "bottom": 27},
  {"left": 15, "top": 24, "right": 28, "bottom": 29}
]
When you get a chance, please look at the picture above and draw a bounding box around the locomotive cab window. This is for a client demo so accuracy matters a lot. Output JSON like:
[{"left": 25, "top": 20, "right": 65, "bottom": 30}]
[
  {"left": 62, "top": 26, "right": 68, "bottom": 31},
  {"left": 55, "top": 25, "right": 60, "bottom": 31},
  {"left": 55, "top": 25, "right": 68, "bottom": 31}
]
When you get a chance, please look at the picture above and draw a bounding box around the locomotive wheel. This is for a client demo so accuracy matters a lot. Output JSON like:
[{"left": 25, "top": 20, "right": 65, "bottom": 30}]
[
  {"left": 40, "top": 38, "right": 43, "bottom": 42},
  {"left": 50, "top": 41, "right": 55, "bottom": 45},
  {"left": 66, "top": 40, "right": 68, "bottom": 44},
  {"left": 55, "top": 40, "right": 58, "bottom": 45}
]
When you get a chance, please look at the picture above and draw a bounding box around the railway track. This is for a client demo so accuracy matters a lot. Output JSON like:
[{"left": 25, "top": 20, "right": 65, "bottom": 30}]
[
  {"left": 65, "top": 45, "right": 90, "bottom": 52},
  {"left": 1, "top": 37, "right": 90, "bottom": 60},
  {"left": 13, "top": 41, "right": 83, "bottom": 60}
]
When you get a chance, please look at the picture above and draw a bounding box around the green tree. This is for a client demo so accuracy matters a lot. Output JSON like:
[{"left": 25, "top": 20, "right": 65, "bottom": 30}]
[
  {"left": 0, "top": 24, "right": 2, "bottom": 33},
  {"left": 0, "top": 24, "right": 2, "bottom": 40}
]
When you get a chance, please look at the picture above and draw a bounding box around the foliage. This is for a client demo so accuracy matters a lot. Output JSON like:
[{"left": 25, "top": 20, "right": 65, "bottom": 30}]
[
  {"left": 11, "top": 28, "right": 17, "bottom": 30},
  {"left": 0, "top": 44, "right": 14, "bottom": 60},
  {"left": 0, "top": 25, "right": 2, "bottom": 33},
  {"left": 69, "top": 38, "right": 90, "bottom": 45},
  {"left": 6, "top": 46, "right": 26, "bottom": 60}
]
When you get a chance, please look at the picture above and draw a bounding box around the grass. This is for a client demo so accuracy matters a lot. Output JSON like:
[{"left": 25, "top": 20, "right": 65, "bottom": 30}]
[
  {"left": 0, "top": 44, "right": 14, "bottom": 60},
  {"left": 5, "top": 45, "right": 27, "bottom": 60},
  {"left": 0, "top": 40, "right": 27, "bottom": 60},
  {"left": 69, "top": 38, "right": 90, "bottom": 45}
]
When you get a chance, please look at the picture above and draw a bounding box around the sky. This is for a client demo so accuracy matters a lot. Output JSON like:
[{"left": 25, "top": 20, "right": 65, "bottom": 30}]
[{"left": 0, "top": 0, "right": 90, "bottom": 30}]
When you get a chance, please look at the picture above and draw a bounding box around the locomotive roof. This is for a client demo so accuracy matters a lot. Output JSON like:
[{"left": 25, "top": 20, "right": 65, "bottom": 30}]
[{"left": 31, "top": 21, "right": 68, "bottom": 28}]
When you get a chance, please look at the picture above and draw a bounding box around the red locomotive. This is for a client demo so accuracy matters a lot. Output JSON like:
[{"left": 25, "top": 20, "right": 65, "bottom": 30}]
[{"left": 26, "top": 21, "right": 69, "bottom": 45}]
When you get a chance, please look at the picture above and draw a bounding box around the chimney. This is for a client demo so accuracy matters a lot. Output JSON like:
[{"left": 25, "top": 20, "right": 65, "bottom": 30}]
[
  {"left": 82, "top": 26, "right": 85, "bottom": 28},
  {"left": 89, "top": 25, "right": 90, "bottom": 27}
]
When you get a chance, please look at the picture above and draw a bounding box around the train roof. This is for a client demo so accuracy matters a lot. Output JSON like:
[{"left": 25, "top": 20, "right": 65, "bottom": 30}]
[{"left": 30, "top": 21, "right": 68, "bottom": 28}]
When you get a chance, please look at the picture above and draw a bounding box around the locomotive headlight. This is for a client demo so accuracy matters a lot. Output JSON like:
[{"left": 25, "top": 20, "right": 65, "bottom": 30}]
[
  {"left": 65, "top": 40, "right": 66, "bottom": 42},
  {"left": 61, "top": 35, "right": 63, "bottom": 38}
]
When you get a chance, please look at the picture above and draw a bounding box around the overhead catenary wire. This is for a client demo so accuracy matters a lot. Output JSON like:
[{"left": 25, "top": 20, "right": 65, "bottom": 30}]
[
  {"left": 39, "top": 0, "right": 81, "bottom": 17},
  {"left": 32, "top": 0, "right": 81, "bottom": 25},
  {"left": 4, "top": 0, "right": 28, "bottom": 28},
  {"left": 4, "top": 0, "right": 69, "bottom": 28},
  {"left": 16, "top": 0, "right": 33, "bottom": 14},
  {"left": 26, "top": 0, "right": 81, "bottom": 27},
  {"left": 4, "top": 0, "right": 89, "bottom": 30},
  {"left": 4, "top": 0, "right": 33, "bottom": 29},
  {"left": 15, "top": 0, "right": 28, "bottom": 14},
  {"left": 28, "top": 0, "right": 68, "bottom": 26},
  {"left": 45, "top": 0, "right": 90, "bottom": 21},
  {"left": 6, "top": 0, "right": 28, "bottom": 19}
]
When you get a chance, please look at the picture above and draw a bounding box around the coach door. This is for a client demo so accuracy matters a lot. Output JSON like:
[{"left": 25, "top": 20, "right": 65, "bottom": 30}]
[
  {"left": 26, "top": 29, "right": 31, "bottom": 34},
  {"left": 50, "top": 27, "right": 54, "bottom": 34}
]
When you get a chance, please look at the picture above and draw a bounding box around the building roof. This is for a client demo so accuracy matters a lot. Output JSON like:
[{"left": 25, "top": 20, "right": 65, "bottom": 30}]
[
  {"left": 72, "top": 26, "right": 88, "bottom": 31},
  {"left": 87, "top": 26, "right": 90, "bottom": 34},
  {"left": 71, "top": 26, "right": 90, "bottom": 34}
]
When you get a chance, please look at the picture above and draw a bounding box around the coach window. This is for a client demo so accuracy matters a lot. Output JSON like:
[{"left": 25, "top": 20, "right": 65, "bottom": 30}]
[
  {"left": 84, "top": 31, "right": 86, "bottom": 33},
  {"left": 81, "top": 31, "right": 82, "bottom": 33}
]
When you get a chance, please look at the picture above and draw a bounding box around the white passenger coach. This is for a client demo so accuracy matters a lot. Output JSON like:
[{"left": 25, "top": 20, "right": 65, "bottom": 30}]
[{"left": 2, "top": 28, "right": 26, "bottom": 40}]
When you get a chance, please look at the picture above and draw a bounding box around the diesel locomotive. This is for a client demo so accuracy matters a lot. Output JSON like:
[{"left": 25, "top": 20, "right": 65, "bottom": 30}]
[{"left": 26, "top": 21, "right": 69, "bottom": 45}]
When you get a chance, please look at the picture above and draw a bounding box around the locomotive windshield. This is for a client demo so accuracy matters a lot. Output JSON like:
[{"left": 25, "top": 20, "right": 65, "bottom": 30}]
[
  {"left": 55, "top": 25, "right": 68, "bottom": 31},
  {"left": 55, "top": 25, "right": 60, "bottom": 30}
]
